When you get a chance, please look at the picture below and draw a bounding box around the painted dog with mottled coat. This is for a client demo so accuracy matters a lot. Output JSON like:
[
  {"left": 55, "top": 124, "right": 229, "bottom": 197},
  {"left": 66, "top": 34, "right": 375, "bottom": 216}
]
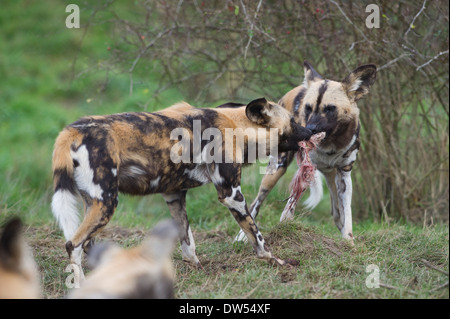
[
  {"left": 68, "top": 219, "right": 178, "bottom": 299},
  {"left": 0, "top": 218, "right": 41, "bottom": 299},
  {"left": 51, "top": 97, "right": 312, "bottom": 275},
  {"left": 236, "top": 62, "right": 376, "bottom": 244}
]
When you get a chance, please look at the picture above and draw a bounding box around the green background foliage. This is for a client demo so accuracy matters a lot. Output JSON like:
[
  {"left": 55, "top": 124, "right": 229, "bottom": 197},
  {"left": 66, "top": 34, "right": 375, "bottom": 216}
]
[{"left": 0, "top": 0, "right": 448, "bottom": 299}]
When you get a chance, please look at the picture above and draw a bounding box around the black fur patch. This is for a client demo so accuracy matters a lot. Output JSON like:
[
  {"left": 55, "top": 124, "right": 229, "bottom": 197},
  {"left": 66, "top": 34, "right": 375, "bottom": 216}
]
[
  {"left": 315, "top": 80, "right": 329, "bottom": 111},
  {"left": 293, "top": 88, "right": 306, "bottom": 117},
  {"left": 215, "top": 102, "right": 245, "bottom": 109},
  {"left": 54, "top": 169, "right": 77, "bottom": 194}
]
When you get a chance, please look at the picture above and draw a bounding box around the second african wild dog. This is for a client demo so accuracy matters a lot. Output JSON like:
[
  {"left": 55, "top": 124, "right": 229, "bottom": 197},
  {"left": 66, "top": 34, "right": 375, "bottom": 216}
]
[
  {"left": 51, "top": 97, "right": 312, "bottom": 275},
  {"left": 236, "top": 62, "right": 377, "bottom": 244},
  {"left": 0, "top": 218, "right": 41, "bottom": 299},
  {"left": 68, "top": 220, "right": 178, "bottom": 299}
]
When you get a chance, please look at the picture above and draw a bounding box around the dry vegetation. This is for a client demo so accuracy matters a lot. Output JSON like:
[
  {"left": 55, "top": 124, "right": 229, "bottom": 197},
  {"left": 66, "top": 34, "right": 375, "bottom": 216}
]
[
  {"left": 85, "top": 0, "right": 449, "bottom": 222},
  {"left": 0, "top": 0, "right": 448, "bottom": 300},
  {"left": 26, "top": 220, "right": 448, "bottom": 299}
]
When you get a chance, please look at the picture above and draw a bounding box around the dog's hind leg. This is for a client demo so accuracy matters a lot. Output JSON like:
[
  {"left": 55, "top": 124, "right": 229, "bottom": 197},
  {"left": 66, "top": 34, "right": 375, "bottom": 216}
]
[
  {"left": 66, "top": 195, "right": 118, "bottom": 259},
  {"left": 64, "top": 143, "right": 119, "bottom": 269},
  {"left": 162, "top": 191, "right": 200, "bottom": 266}
]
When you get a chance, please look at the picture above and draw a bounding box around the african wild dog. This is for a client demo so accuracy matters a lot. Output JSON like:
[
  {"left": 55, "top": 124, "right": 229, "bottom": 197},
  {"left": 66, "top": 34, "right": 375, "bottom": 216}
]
[
  {"left": 68, "top": 219, "right": 178, "bottom": 299},
  {"left": 51, "top": 97, "right": 312, "bottom": 274},
  {"left": 236, "top": 62, "right": 377, "bottom": 244},
  {"left": 0, "top": 218, "right": 41, "bottom": 299}
]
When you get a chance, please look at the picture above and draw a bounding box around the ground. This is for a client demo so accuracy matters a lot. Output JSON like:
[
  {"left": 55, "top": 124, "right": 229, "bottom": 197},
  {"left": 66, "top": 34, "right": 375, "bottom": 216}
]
[{"left": 27, "top": 216, "right": 449, "bottom": 299}]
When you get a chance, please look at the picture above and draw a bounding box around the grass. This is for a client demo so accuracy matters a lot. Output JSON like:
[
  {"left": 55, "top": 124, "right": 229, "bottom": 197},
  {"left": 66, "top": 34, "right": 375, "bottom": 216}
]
[
  {"left": 23, "top": 216, "right": 449, "bottom": 299},
  {"left": 0, "top": 1, "right": 448, "bottom": 299}
]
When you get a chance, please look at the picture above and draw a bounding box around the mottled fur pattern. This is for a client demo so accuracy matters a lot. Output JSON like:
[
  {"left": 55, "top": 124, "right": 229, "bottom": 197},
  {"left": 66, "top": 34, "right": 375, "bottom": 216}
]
[
  {"left": 51, "top": 97, "right": 312, "bottom": 273},
  {"left": 68, "top": 220, "right": 178, "bottom": 299},
  {"left": 244, "top": 62, "right": 376, "bottom": 244},
  {"left": 0, "top": 218, "right": 41, "bottom": 299}
]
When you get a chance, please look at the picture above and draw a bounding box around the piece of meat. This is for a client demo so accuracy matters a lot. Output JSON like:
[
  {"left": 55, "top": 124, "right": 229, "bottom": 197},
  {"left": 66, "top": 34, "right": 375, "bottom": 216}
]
[{"left": 286, "top": 132, "right": 326, "bottom": 213}]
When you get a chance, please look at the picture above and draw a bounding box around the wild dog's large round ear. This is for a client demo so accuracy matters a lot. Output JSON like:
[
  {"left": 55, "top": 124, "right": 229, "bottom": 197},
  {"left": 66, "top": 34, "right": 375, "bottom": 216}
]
[
  {"left": 303, "top": 61, "right": 323, "bottom": 88},
  {"left": 342, "top": 64, "right": 377, "bottom": 102},
  {"left": 245, "top": 97, "right": 272, "bottom": 125},
  {"left": 0, "top": 217, "right": 23, "bottom": 270}
]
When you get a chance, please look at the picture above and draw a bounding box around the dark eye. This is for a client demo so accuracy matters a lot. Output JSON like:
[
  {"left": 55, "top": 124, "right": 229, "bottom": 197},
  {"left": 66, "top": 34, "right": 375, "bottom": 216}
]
[
  {"left": 324, "top": 105, "right": 336, "bottom": 113},
  {"left": 305, "top": 104, "right": 312, "bottom": 113}
]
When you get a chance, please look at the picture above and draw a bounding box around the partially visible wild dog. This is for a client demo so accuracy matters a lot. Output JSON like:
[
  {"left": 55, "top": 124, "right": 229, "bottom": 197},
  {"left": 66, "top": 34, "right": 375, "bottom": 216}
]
[
  {"left": 0, "top": 218, "right": 41, "bottom": 299},
  {"left": 237, "top": 62, "right": 376, "bottom": 244},
  {"left": 51, "top": 97, "right": 312, "bottom": 274},
  {"left": 68, "top": 219, "right": 178, "bottom": 299}
]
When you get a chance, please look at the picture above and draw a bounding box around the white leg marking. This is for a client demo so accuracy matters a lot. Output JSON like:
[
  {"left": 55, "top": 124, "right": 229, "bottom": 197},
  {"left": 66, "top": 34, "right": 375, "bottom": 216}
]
[
  {"left": 234, "top": 229, "right": 247, "bottom": 242},
  {"left": 234, "top": 198, "right": 260, "bottom": 242},
  {"left": 181, "top": 227, "right": 199, "bottom": 264},
  {"left": 222, "top": 186, "right": 246, "bottom": 214},
  {"left": 280, "top": 196, "right": 297, "bottom": 222},
  {"left": 336, "top": 170, "right": 353, "bottom": 241}
]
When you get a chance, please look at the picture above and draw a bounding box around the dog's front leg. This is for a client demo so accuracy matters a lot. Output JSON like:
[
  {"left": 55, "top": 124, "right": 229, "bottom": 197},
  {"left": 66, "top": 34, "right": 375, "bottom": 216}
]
[
  {"left": 322, "top": 169, "right": 341, "bottom": 229},
  {"left": 335, "top": 168, "right": 354, "bottom": 244},
  {"left": 250, "top": 151, "right": 294, "bottom": 219},
  {"left": 209, "top": 163, "right": 294, "bottom": 266},
  {"left": 162, "top": 191, "right": 200, "bottom": 267},
  {"left": 236, "top": 151, "right": 294, "bottom": 241}
]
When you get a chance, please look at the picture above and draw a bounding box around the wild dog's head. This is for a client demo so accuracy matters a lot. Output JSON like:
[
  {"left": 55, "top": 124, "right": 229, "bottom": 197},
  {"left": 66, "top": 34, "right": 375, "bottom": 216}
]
[
  {"left": 68, "top": 220, "right": 178, "bottom": 299},
  {"left": 245, "top": 97, "right": 313, "bottom": 152},
  {"left": 0, "top": 218, "right": 41, "bottom": 299},
  {"left": 300, "top": 61, "right": 376, "bottom": 148}
]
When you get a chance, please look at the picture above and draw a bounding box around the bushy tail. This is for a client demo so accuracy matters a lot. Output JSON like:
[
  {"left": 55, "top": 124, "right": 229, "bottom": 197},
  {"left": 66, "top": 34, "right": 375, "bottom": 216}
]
[
  {"left": 303, "top": 170, "right": 323, "bottom": 210},
  {"left": 51, "top": 129, "right": 81, "bottom": 241}
]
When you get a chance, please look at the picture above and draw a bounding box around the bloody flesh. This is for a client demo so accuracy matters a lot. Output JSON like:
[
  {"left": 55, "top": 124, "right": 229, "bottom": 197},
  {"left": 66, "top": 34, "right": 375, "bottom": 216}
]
[{"left": 286, "top": 132, "right": 326, "bottom": 213}]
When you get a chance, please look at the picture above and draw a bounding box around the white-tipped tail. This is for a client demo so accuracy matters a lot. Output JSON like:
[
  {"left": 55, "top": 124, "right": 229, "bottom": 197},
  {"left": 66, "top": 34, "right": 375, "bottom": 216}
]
[
  {"left": 303, "top": 170, "right": 323, "bottom": 210},
  {"left": 51, "top": 190, "right": 80, "bottom": 241}
]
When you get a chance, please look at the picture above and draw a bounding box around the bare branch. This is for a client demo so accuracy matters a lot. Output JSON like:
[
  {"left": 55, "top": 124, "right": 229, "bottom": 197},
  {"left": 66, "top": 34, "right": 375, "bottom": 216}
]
[
  {"left": 416, "top": 50, "right": 450, "bottom": 71},
  {"left": 377, "top": 53, "right": 412, "bottom": 71},
  {"left": 421, "top": 259, "right": 449, "bottom": 277},
  {"left": 431, "top": 281, "right": 449, "bottom": 292},
  {"left": 379, "top": 283, "right": 418, "bottom": 295},
  {"left": 328, "top": 0, "right": 369, "bottom": 42}
]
